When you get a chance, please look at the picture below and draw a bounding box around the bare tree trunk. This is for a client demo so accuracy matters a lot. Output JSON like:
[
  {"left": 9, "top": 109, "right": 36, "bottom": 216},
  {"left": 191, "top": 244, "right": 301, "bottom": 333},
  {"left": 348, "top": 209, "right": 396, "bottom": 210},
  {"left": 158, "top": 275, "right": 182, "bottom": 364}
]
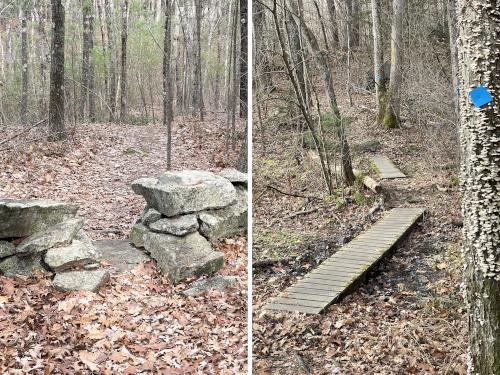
[
  {"left": 119, "top": 0, "right": 128, "bottom": 122},
  {"left": 447, "top": 0, "right": 458, "bottom": 119},
  {"left": 104, "top": 0, "right": 116, "bottom": 121},
  {"left": 239, "top": 0, "right": 247, "bottom": 118},
  {"left": 96, "top": 0, "right": 109, "bottom": 115},
  {"left": 313, "top": 1, "right": 330, "bottom": 51},
  {"left": 383, "top": 0, "right": 405, "bottom": 128},
  {"left": 457, "top": 1, "right": 500, "bottom": 374},
  {"left": 293, "top": 0, "right": 356, "bottom": 186},
  {"left": 371, "top": 0, "right": 386, "bottom": 124},
  {"left": 163, "top": 0, "right": 173, "bottom": 169},
  {"left": 81, "top": 0, "right": 92, "bottom": 121},
  {"left": 327, "top": 1, "right": 339, "bottom": 48},
  {"left": 20, "top": 3, "right": 29, "bottom": 125},
  {"left": 193, "top": 0, "right": 204, "bottom": 121},
  {"left": 48, "top": 0, "right": 66, "bottom": 141}
]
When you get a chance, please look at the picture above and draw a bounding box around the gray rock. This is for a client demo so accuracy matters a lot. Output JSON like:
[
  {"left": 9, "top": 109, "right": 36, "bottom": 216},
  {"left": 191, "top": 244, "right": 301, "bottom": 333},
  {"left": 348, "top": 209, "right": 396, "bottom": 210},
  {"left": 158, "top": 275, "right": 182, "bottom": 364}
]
[
  {"left": 218, "top": 168, "right": 248, "bottom": 185},
  {"left": 198, "top": 186, "right": 247, "bottom": 240},
  {"left": 52, "top": 269, "right": 110, "bottom": 292},
  {"left": 132, "top": 170, "right": 236, "bottom": 217},
  {"left": 93, "top": 239, "right": 150, "bottom": 273},
  {"left": 183, "top": 276, "right": 240, "bottom": 296},
  {"left": 130, "top": 222, "right": 148, "bottom": 248},
  {"left": 0, "top": 241, "right": 15, "bottom": 258},
  {"left": 16, "top": 218, "right": 84, "bottom": 255},
  {"left": 0, "top": 199, "right": 78, "bottom": 238},
  {"left": 144, "top": 231, "right": 224, "bottom": 283},
  {"left": 355, "top": 139, "right": 382, "bottom": 153},
  {"left": 44, "top": 239, "right": 101, "bottom": 272},
  {"left": 142, "top": 208, "right": 162, "bottom": 226},
  {"left": 149, "top": 214, "right": 199, "bottom": 236},
  {"left": 0, "top": 253, "right": 47, "bottom": 276}
]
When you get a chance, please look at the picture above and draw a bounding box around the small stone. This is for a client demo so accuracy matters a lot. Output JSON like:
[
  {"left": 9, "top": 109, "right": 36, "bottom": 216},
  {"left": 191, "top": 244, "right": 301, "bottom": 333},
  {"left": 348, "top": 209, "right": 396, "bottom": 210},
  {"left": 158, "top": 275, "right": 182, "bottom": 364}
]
[
  {"left": 144, "top": 231, "right": 224, "bottom": 283},
  {"left": 183, "top": 276, "right": 240, "bottom": 296},
  {"left": 0, "top": 241, "right": 15, "bottom": 258},
  {"left": 53, "top": 269, "right": 110, "bottom": 292},
  {"left": 0, "top": 253, "right": 47, "bottom": 276},
  {"left": 130, "top": 223, "right": 148, "bottom": 248},
  {"left": 142, "top": 208, "right": 162, "bottom": 226},
  {"left": 16, "top": 218, "right": 84, "bottom": 255},
  {"left": 218, "top": 168, "right": 248, "bottom": 185},
  {"left": 0, "top": 199, "right": 78, "bottom": 238},
  {"left": 44, "top": 239, "right": 101, "bottom": 272},
  {"left": 132, "top": 170, "right": 236, "bottom": 217},
  {"left": 148, "top": 214, "right": 199, "bottom": 236}
]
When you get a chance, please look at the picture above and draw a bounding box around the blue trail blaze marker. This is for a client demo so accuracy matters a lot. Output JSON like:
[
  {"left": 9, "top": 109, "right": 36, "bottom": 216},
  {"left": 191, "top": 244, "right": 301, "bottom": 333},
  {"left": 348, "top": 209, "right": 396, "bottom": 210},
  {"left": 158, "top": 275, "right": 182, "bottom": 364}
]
[{"left": 469, "top": 85, "right": 493, "bottom": 108}]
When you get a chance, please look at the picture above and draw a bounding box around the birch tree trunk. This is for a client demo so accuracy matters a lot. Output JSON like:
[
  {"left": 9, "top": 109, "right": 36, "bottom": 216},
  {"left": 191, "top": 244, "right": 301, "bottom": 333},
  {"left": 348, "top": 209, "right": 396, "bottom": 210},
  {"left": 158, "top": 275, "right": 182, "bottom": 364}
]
[
  {"left": 48, "top": 0, "right": 66, "bottom": 141},
  {"left": 239, "top": 0, "right": 247, "bottom": 118},
  {"left": 383, "top": 0, "right": 405, "bottom": 128},
  {"left": 457, "top": 1, "right": 500, "bottom": 374}
]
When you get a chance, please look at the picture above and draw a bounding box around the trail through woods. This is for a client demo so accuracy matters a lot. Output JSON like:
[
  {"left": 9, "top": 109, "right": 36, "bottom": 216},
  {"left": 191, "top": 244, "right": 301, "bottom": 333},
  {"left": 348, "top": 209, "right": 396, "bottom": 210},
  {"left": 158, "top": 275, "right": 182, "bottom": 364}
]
[
  {"left": 0, "top": 117, "right": 247, "bottom": 373},
  {"left": 253, "top": 68, "right": 466, "bottom": 374}
]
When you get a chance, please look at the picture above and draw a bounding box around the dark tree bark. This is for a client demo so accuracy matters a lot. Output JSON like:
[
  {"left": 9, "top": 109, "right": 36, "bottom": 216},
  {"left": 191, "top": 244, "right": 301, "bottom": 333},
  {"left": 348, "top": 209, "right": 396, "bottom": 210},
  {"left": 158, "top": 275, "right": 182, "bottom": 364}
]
[
  {"left": 163, "top": 0, "right": 173, "bottom": 169},
  {"left": 193, "top": 0, "right": 204, "bottom": 121},
  {"left": 48, "top": 0, "right": 66, "bottom": 141},
  {"left": 457, "top": 1, "right": 500, "bottom": 374},
  {"left": 120, "top": 0, "right": 128, "bottom": 122},
  {"left": 20, "top": 3, "right": 29, "bottom": 125},
  {"left": 239, "top": 0, "right": 248, "bottom": 118}
]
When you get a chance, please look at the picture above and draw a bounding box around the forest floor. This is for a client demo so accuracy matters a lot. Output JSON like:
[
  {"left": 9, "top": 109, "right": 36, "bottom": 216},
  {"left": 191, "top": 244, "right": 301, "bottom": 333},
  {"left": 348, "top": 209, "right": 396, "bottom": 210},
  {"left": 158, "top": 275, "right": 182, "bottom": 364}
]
[
  {"left": 0, "top": 115, "right": 248, "bottom": 374},
  {"left": 253, "top": 69, "right": 467, "bottom": 374}
]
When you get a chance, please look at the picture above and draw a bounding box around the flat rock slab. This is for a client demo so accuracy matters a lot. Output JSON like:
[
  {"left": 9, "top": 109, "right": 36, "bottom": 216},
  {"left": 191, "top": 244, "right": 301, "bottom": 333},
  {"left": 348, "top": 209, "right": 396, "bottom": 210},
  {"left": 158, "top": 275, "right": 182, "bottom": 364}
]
[
  {"left": 93, "top": 240, "right": 150, "bottom": 273},
  {"left": 0, "top": 199, "right": 78, "bottom": 238},
  {"left": 132, "top": 170, "right": 236, "bottom": 217},
  {"left": 372, "top": 155, "right": 406, "bottom": 179},
  {"left": 149, "top": 214, "right": 199, "bottom": 236},
  {"left": 0, "top": 253, "right": 46, "bottom": 276},
  {"left": 183, "top": 276, "right": 240, "bottom": 296},
  {"left": 218, "top": 168, "right": 248, "bottom": 184},
  {"left": 45, "top": 239, "right": 101, "bottom": 272},
  {"left": 265, "top": 208, "right": 425, "bottom": 314},
  {"left": 53, "top": 269, "right": 110, "bottom": 292},
  {"left": 16, "top": 218, "right": 84, "bottom": 255}
]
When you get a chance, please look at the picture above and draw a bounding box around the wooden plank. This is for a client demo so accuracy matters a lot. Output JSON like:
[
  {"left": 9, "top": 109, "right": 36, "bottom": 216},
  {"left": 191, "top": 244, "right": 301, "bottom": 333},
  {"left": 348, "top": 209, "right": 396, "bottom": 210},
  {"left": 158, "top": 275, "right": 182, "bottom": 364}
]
[
  {"left": 264, "top": 207, "right": 425, "bottom": 314},
  {"left": 372, "top": 155, "right": 406, "bottom": 179}
]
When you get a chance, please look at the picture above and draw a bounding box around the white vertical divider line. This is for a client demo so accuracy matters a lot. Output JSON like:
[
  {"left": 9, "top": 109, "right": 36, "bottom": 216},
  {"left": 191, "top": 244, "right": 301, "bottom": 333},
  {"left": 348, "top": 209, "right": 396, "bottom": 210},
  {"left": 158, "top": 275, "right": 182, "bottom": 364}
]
[{"left": 247, "top": 0, "right": 253, "bottom": 372}]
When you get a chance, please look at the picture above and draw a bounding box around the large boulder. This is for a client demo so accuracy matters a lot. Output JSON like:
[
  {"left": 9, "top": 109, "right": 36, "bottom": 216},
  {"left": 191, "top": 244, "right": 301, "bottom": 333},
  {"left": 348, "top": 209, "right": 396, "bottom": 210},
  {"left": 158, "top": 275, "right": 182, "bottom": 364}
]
[
  {"left": 130, "top": 222, "right": 148, "bottom": 248},
  {"left": 143, "top": 231, "right": 224, "bottom": 283},
  {"left": 0, "top": 241, "right": 15, "bottom": 258},
  {"left": 218, "top": 168, "right": 248, "bottom": 185},
  {"left": 132, "top": 170, "right": 236, "bottom": 217},
  {"left": 0, "top": 199, "right": 78, "bottom": 238},
  {"left": 44, "top": 239, "right": 101, "bottom": 272},
  {"left": 15, "top": 218, "right": 84, "bottom": 255},
  {"left": 0, "top": 253, "right": 46, "bottom": 276},
  {"left": 52, "top": 269, "right": 110, "bottom": 292},
  {"left": 148, "top": 214, "right": 199, "bottom": 236},
  {"left": 198, "top": 186, "right": 248, "bottom": 240}
]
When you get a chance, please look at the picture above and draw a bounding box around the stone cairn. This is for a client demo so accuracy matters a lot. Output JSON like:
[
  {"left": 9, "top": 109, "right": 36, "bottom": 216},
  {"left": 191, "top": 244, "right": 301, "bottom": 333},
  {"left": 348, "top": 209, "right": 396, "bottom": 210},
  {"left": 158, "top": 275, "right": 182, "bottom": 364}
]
[
  {"left": 130, "top": 168, "right": 247, "bottom": 283},
  {"left": 0, "top": 199, "right": 108, "bottom": 291}
]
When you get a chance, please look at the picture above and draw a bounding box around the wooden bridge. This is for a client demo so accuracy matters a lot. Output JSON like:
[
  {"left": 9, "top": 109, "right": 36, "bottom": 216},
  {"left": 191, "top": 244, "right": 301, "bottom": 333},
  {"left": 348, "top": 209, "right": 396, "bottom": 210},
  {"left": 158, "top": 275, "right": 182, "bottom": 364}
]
[{"left": 265, "top": 207, "right": 425, "bottom": 314}]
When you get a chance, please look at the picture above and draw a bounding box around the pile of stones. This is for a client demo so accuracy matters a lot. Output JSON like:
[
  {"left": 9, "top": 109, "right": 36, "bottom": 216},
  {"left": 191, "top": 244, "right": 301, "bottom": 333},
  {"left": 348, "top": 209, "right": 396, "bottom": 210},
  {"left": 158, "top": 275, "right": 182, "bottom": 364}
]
[
  {"left": 130, "top": 168, "right": 247, "bottom": 283},
  {"left": 0, "top": 199, "right": 109, "bottom": 291}
]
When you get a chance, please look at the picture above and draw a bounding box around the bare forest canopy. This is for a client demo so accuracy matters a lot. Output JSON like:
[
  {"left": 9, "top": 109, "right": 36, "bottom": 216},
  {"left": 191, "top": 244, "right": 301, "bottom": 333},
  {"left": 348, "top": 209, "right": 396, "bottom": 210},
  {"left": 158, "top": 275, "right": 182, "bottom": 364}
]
[
  {"left": 253, "top": 0, "right": 457, "bottom": 191},
  {"left": 0, "top": 0, "right": 248, "bottom": 127}
]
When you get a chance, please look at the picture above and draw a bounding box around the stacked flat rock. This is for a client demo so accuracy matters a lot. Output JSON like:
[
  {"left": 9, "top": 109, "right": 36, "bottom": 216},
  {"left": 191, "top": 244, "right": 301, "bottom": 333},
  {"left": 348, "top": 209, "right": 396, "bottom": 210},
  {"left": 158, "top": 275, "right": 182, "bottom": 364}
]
[
  {"left": 130, "top": 169, "right": 248, "bottom": 283},
  {"left": 0, "top": 199, "right": 109, "bottom": 292}
]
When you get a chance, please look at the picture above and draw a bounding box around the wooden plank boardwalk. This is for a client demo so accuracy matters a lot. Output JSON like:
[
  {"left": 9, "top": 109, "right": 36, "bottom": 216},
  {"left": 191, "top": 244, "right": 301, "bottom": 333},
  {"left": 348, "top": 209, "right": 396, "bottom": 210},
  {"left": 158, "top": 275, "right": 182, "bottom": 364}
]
[
  {"left": 265, "top": 207, "right": 425, "bottom": 314},
  {"left": 372, "top": 155, "right": 406, "bottom": 179}
]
